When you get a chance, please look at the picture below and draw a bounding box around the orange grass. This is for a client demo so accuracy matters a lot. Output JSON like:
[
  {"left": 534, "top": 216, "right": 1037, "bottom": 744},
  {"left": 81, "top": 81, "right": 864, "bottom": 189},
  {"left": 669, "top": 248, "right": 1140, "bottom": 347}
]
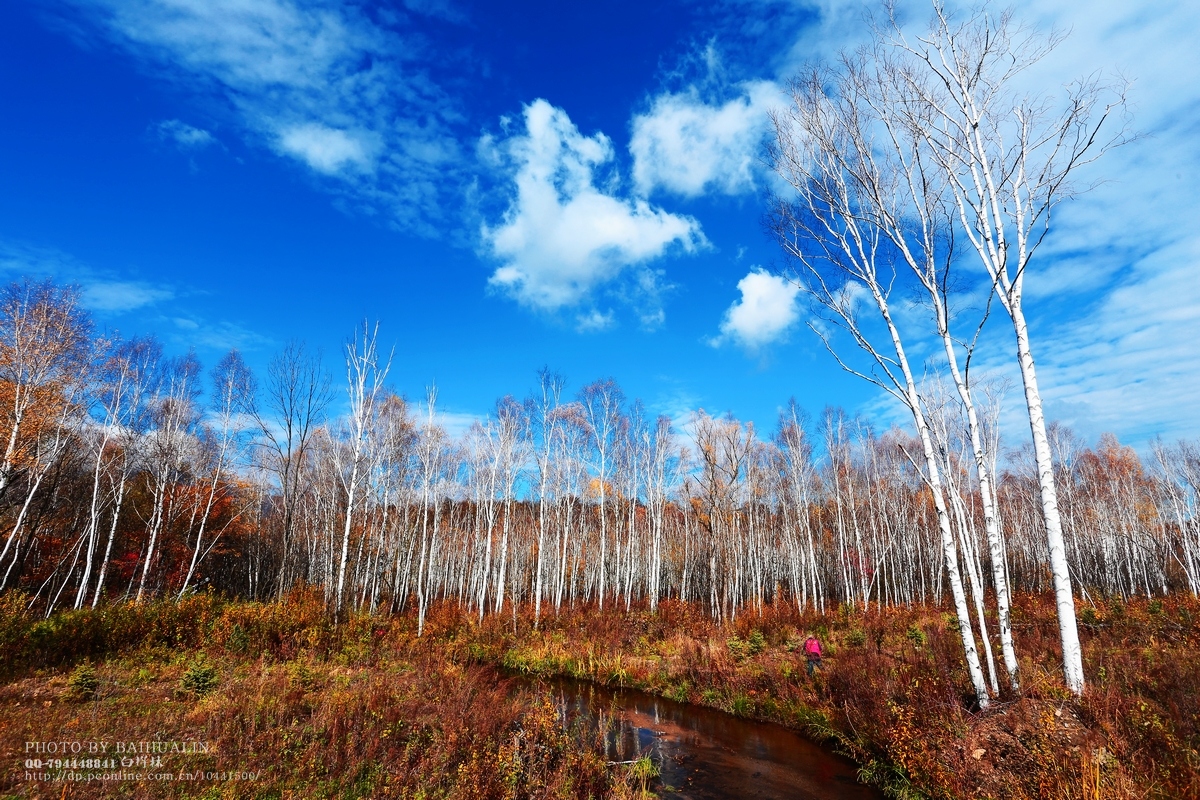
[
  {"left": 0, "top": 591, "right": 633, "bottom": 799},
  {"left": 1, "top": 591, "right": 1196, "bottom": 799},
  {"left": 446, "top": 594, "right": 1200, "bottom": 800}
]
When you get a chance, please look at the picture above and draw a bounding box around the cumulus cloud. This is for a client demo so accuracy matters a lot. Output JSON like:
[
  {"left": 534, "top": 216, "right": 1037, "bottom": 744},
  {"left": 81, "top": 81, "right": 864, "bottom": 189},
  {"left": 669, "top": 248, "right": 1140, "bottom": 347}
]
[
  {"left": 482, "top": 99, "right": 704, "bottom": 314},
  {"left": 64, "top": 0, "right": 460, "bottom": 230},
  {"left": 630, "top": 80, "right": 777, "bottom": 198},
  {"left": 713, "top": 269, "right": 800, "bottom": 348},
  {"left": 154, "top": 119, "right": 215, "bottom": 149}
]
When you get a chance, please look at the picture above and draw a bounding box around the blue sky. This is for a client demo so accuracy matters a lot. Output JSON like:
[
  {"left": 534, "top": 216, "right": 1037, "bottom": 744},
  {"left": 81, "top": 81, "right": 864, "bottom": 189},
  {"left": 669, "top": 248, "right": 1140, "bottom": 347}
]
[{"left": 1, "top": 0, "right": 1197, "bottom": 448}]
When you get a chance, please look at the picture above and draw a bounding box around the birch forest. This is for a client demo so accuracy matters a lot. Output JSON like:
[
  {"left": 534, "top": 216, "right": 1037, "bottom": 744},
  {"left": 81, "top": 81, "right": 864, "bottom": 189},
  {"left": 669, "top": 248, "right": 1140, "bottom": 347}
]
[{"left": 3, "top": 279, "right": 1197, "bottom": 681}]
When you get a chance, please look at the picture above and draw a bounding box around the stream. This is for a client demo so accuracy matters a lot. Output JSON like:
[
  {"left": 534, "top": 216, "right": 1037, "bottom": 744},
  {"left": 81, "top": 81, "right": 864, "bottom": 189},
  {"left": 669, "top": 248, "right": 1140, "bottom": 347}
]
[{"left": 521, "top": 677, "right": 884, "bottom": 799}]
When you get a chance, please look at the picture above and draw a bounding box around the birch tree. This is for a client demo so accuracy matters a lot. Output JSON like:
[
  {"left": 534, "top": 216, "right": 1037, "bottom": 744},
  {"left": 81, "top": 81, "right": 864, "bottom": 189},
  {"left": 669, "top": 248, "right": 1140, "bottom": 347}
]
[
  {"left": 333, "top": 322, "right": 391, "bottom": 618},
  {"left": 1155, "top": 440, "right": 1200, "bottom": 596},
  {"left": 254, "top": 341, "right": 331, "bottom": 598},
  {"left": 414, "top": 387, "right": 447, "bottom": 635},
  {"left": 579, "top": 379, "right": 624, "bottom": 610},
  {"left": 0, "top": 280, "right": 92, "bottom": 501},
  {"left": 798, "top": 33, "right": 1023, "bottom": 688},
  {"left": 769, "top": 58, "right": 992, "bottom": 707},
  {"left": 85, "top": 337, "right": 159, "bottom": 607},
  {"left": 134, "top": 352, "right": 202, "bottom": 603},
  {"left": 883, "top": 2, "right": 1130, "bottom": 694},
  {"left": 179, "top": 350, "right": 255, "bottom": 598},
  {"left": 528, "top": 368, "right": 564, "bottom": 625}
]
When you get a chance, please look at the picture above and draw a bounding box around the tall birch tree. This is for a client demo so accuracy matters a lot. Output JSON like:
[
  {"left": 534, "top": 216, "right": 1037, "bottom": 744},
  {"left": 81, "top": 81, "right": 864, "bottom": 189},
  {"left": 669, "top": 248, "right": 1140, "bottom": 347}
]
[
  {"left": 333, "top": 322, "right": 391, "bottom": 618},
  {"left": 768, "top": 63, "right": 992, "bottom": 706},
  {"left": 883, "top": 2, "right": 1130, "bottom": 694}
]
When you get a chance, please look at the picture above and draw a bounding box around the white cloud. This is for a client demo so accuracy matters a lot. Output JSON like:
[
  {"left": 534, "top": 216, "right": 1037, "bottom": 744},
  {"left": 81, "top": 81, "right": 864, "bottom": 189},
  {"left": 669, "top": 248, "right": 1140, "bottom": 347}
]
[
  {"left": 482, "top": 99, "right": 705, "bottom": 313},
  {"left": 713, "top": 268, "right": 800, "bottom": 348},
  {"left": 0, "top": 239, "right": 276, "bottom": 355},
  {"left": 1009, "top": 236, "right": 1200, "bottom": 447},
  {"left": 187, "top": 320, "right": 274, "bottom": 351},
  {"left": 278, "top": 123, "right": 373, "bottom": 174},
  {"left": 170, "top": 315, "right": 274, "bottom": 350},
  {"left": 946, "top": 0, "right": 1200, "bottom": 446},
  {"left": 0, "top": 243, "right": 174, "bottom": 313},
  {"left": 82, "top": 280, "right": 174, "bottom": 312},
  {"left": 154, "top": 118, "right": 215, "bottom": 149},
  {"left": 575, "top": 309, "right": 615, "bottom": 333},
  {"left": 631, "top": 80, "right": 778, "bottom": 198},
  {"left": 434, "top": 409, "right": 483, "bottom": 441},
  {"left": 66, "top": 0, "right": 460, "bottom": 230}
]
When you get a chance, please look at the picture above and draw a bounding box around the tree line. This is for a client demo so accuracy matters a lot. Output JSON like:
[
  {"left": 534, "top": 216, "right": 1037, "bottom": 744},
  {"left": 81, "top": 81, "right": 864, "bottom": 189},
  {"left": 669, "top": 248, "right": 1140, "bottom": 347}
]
[{"left": 0, "top": 278, "right": 1197, "bottom": 700}]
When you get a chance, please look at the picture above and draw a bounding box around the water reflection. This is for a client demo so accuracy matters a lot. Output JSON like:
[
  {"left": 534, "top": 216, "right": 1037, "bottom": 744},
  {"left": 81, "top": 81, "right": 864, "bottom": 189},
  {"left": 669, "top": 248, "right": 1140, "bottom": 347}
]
[{"left": 529, "top": 678, "right": 884, "bottom": 800}]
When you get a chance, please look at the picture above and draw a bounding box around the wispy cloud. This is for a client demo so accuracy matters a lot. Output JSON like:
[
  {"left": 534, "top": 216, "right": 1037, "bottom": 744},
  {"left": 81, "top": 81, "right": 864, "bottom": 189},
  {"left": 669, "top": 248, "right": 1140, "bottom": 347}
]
[
  {"left": 63, "top": 0, "right": 463, "bottom": 232},
  {"left": 83, "top": 280, "right": 174, "bottom": 312},
  {"left": 0, "top": 240, "right": 86, "bottom": 281},
  {"left": 481, "top": 99, "right": 705, "bottom": 318},
  {"left": 0, "top": 241, "right": 174, "bottom": 314},
  {"left": 434, "top": 409, "right": 484, "bottom": 440},
  {"left": 955, "top": 0, "right": 1200, "bottom": 446},
  {"left": 172, "top": 316, "right": 274, "bottom": 351},
  {"left": 1012, "top": 235, "right": 1200, "bottom": 446},
  {"left": 0, "top": 238, "right": 272, "bottom": 355},
  {"left": 575, "top": 309, "right": 615, "bottom": 333},
  {"left": 277, "top": 122, "right": 375, "bottom": 174},
  {"left": 154, "top": 118, "right": 216, "bottom": 149}
]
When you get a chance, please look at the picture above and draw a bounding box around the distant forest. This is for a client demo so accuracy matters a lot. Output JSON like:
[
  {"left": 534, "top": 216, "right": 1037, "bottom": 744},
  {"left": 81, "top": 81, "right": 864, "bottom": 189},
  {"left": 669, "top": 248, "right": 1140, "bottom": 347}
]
[{"left": 1, "top": 278, "right": 1197, "bottom": 652}]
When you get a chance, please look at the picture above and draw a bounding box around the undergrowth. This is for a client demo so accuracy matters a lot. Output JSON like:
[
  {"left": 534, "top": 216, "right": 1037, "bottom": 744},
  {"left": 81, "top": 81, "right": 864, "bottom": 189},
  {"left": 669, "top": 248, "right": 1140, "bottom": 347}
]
[
  {"left": 0, "top": 589, "right": 639, "bottom": 799},
  {"left": 1, "top": 590, "right": 1197, "bottom": 798},
  {"left": 446, "top": 594, "right": 1200, "bottom": 799}
]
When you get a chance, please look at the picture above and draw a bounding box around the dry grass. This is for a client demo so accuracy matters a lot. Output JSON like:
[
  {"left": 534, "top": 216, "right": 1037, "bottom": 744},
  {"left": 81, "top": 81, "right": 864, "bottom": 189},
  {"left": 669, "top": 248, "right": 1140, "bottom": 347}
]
[
  {"left": 1, "top": 591, "right": 1196, "bottom": 799},
  {"left": 0, "top": 592, "right": 635, "bottom": 799},
  {"left": 447, "top": 594, "right": 1200, "bottom": 800}
]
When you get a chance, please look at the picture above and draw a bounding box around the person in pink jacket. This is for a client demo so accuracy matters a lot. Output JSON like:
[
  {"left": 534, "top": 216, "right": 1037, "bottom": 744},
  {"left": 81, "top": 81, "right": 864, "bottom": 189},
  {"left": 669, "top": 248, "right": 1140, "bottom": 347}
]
[{"left": 804, "top": 633, "right": 823, "bottom": 676}]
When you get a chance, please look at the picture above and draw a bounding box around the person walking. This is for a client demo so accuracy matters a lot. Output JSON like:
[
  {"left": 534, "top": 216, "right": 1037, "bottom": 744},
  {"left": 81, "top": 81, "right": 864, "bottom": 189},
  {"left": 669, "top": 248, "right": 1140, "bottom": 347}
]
[{"left": 804, "top": 632, "right": 823, "bottom": 676}]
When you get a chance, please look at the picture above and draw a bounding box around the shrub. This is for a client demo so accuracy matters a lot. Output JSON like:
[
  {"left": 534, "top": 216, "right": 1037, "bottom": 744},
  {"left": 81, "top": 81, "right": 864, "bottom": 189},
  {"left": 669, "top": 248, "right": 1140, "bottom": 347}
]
[
  {"left": 847, "top": 627, "right": 867, "bottom": 647},
  {"left": 905, "top": 626, "right": 927, "bottom": 649},
  {"left": 287, "top": 659, "right": 316, "bottom": 690},
  {"left": 226, "top": 623, "right": 249, "bottom": 653},
  {"left": 67, "top": 661, "right": 99, "bottom": 700},
  {"left": 181, "top": 655, "right": 219, "bottom": 697},
  {"left": 726, "top": 636, "right": 747, "bottom": 660},
  {"left": 728, "top": 629, "right": 767, "bottom": 660},
  {"left": 665, "top": 681, "right": 690, "bottom": 703},
  {"left": 730, "top": 693, "right": 754, "bottom": 716}
]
